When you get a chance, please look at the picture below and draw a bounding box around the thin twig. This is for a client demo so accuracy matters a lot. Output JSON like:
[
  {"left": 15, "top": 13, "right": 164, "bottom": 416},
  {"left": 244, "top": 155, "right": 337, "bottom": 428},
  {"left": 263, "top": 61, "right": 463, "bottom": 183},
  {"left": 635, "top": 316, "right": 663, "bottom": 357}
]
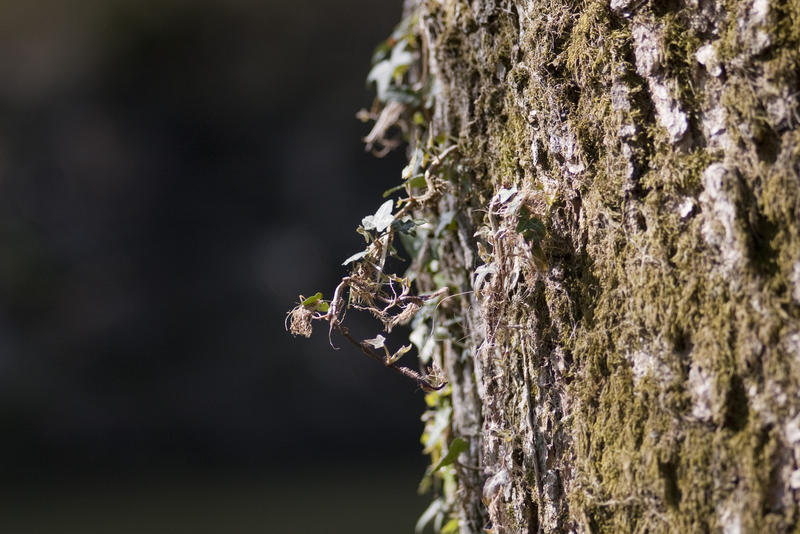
[{"left": 337, "top": 324, "right": 446, "bottom": 391}]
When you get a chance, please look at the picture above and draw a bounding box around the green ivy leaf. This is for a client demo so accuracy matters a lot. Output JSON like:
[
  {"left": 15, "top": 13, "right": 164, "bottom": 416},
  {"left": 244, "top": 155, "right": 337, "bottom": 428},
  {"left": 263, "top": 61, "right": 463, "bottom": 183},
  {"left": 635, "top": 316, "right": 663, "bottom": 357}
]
[
  {"left": 384, "top": 174, "right": 427, "bottom": 198},
  {"left": 301, "top": 292, "right": 329, "bottom": 313},
  {"left": 391, "top": 218, "right": 417, "bottom": 235},
  {"left": 407, "top": 175, "right": 426, "bottom": 188},
  {"left": 301, "top": 293, "right": 323, "bottom": 307},
  {"left": 382, "top": 184, "right": 404, "bottom": 198},
  {"left": 441, "top": 518, "right": 460, "bottom": 534},
  {"left": 433, "top": 437, "right": 468, "bottom": 472}
]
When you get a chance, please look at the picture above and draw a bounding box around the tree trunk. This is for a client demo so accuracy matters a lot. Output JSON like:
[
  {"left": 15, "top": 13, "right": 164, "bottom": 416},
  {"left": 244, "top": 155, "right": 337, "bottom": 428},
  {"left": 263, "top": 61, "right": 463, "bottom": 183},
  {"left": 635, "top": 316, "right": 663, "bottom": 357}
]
[{"left": 399, "top": 0, "right": 800, "bottom": 532}]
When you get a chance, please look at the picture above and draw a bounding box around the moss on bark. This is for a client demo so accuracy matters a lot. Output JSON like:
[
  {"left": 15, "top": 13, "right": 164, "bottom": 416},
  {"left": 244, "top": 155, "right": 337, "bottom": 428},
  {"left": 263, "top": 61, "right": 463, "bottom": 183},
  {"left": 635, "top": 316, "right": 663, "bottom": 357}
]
[{"left": 397, "top": 0, "right": 800, "bottom": 532}]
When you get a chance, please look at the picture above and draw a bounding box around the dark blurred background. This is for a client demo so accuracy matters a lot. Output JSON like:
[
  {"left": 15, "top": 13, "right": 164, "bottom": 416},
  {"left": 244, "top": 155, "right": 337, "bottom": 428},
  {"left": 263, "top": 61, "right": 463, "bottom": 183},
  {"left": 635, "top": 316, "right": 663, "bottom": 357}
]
[{"left": 0, "top": 1, "right": 430, "bottom": 532}]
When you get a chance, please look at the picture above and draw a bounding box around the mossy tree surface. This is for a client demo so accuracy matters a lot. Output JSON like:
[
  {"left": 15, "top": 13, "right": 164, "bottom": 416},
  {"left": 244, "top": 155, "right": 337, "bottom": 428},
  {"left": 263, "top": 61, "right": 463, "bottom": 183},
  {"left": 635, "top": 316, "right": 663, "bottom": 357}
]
[{"left": 388, "top": 0, "right": 800, "bottom": 532}]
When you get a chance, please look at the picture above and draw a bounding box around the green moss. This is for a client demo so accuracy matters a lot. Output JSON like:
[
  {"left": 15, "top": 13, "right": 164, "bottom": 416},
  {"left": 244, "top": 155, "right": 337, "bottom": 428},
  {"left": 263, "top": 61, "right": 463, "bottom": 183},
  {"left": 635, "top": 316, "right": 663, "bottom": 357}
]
[
  {"left": 565, "top": 2, "right": 616, "bottom": 86},
  {"left": 546, "top": 1, "right": 798, "bottom": 530},
  {"left": 661, "top": 11, "right": 701, "bottom": 111}
]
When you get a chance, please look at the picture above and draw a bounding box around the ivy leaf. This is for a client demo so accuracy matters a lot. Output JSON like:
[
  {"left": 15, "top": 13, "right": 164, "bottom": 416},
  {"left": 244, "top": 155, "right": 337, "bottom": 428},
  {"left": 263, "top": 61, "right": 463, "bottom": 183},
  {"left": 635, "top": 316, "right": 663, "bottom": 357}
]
[
  {"left": 301, "top": 293, "right": 323, "bottom": 307},
  {"left": 363, "top": 334, "right": 386, "bottom": 349},
  {"left": 373, "top": 199, "right": 395, "bottom": 231},
  {"left": 415, "top": 498, "right": 443, "bottom": 534},
  {"left": 342, "top": 250, "right": 368, "bottom": 266},
  {"left": 300, "top": 292, "right": 329, "bottom": 313},
  {"left": 410, "top": 323, "right": 435, "bottom": 364},
  {"left": 403, "top": 147, "right": 424, "bottom": 179},
  {"left": 398, "top": 229, "right": 425, "bottom": 262},
  {"left": 367, "top": 42, "right": 414, "bottom": 102},
  {"left": 366, "top": 61, "right": 394, "bottom": 102},
  {"left": 433, "top": 437, "right": 468, "bottom": 472},
  {"left": 422, "top": 405, "right": 452, "bottom": 453},
  {"left": 362, "top": 199, "right": 394, "bottom": 232},
  {"left": 382, "top": 175, "right": 426, "bottom": 198},
  {"left": 516, "top": 206, "right": 546, "bottom": 243},
  {"left": 382, "top": 183, "right": 405, "bottom": 198},
  {"left": 407, "top": 175, "right": 426, "bottom": 188},
  {"left": 441, "top": 519, "right": 460, "bottom": 534},
  {"left": 391, "top": 218, "right": 417, "bottom": 235},
  {"left": 496, "top": 186, "right": 518, "bottom": 204},
  {"left": 435, "top": 210, "right": 457, "bottom": 236},
  {"left": 384, "top": 87, "right": 420, "bottom": 105}
]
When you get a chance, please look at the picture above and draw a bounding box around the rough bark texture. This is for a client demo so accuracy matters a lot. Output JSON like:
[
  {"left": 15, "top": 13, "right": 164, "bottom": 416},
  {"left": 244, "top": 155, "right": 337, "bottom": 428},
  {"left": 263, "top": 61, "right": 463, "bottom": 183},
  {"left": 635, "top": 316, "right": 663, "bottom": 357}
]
[{"left": 401, "top": 0, "right": 800, "bottom": 532}]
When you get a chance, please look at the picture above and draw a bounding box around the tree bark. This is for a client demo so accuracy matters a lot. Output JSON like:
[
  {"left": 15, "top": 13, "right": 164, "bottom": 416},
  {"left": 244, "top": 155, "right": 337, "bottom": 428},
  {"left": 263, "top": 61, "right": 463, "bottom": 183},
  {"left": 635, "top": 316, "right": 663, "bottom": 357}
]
[{"left": 400, "top": 0, "right": 800, "bottom": 532}]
